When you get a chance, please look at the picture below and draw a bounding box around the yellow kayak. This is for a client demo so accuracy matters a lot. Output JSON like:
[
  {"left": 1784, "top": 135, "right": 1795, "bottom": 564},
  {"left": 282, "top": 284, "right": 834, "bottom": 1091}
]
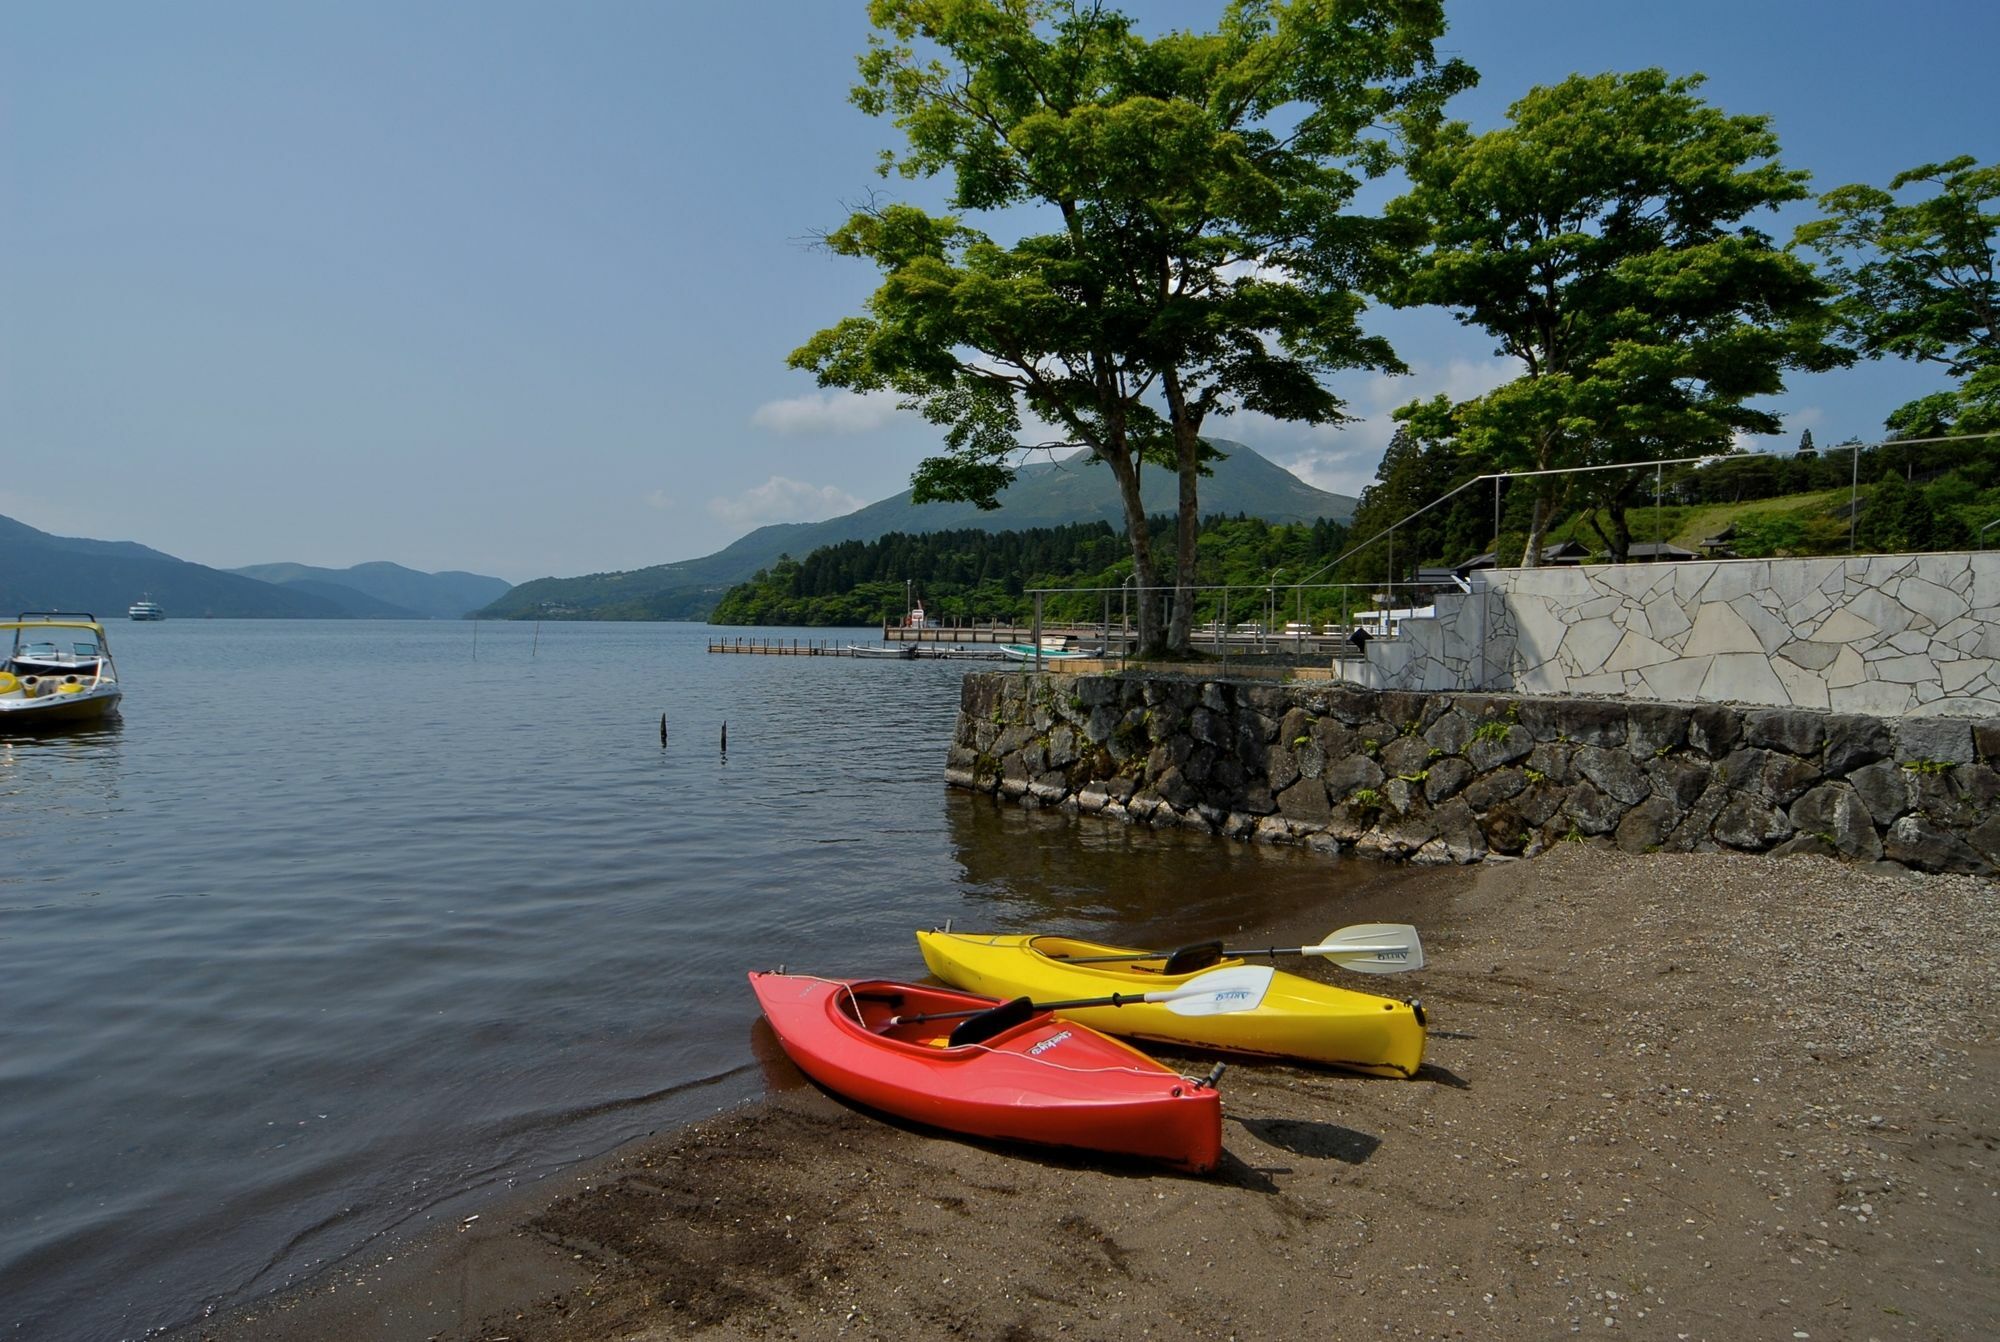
[{"left": 916, "top": 931, "right": 1426, "bottom": 1078}]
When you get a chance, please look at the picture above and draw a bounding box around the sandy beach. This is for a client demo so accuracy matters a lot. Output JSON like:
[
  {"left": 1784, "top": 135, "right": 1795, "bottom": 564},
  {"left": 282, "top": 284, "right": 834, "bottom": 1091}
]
[{"left": 183, "top": 846, "right": 1997, "bottom": 1342}]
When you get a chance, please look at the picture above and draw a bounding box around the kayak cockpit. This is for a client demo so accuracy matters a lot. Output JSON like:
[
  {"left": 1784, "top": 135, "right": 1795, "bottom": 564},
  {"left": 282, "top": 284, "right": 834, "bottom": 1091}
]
[
  {"left": 831, "top": 980, "right": 1043, "bottom": 1052},
  {"left": 1024, "top": 935, "right": 1240, "bottom": 978}
]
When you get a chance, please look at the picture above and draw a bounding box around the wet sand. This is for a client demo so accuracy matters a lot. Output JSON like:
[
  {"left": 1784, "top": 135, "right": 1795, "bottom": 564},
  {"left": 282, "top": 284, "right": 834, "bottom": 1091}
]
[{"left": 181, "top": 848, "right": 1997, "bottom": 1341}]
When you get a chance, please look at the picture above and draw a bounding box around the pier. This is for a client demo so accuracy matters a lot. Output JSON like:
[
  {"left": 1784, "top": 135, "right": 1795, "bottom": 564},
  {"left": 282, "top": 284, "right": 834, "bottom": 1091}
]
[{"left": 706, "top": 637, "right": 1010, "bottom": 659}]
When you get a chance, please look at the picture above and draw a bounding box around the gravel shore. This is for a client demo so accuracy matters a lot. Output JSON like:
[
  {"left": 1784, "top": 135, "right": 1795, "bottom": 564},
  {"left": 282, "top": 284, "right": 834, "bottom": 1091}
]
[{"left": 185, "top": 848, "right": 1997, "bottom": 1342}]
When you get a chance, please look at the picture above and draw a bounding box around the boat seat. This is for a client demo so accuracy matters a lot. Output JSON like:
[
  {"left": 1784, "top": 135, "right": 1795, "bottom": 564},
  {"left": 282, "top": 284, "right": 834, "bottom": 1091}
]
[
  {"left": 948, "top": 996, "right": 1037, "bottom": 1048},
  {"left": 1161, "top": 942, "right": 1225, "bottom": 975}
]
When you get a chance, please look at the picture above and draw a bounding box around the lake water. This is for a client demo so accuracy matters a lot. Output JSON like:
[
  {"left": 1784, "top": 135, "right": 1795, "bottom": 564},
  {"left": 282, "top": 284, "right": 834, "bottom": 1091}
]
[{"left": 1, "top": 620, "right": 1428, "bottom": 1340}]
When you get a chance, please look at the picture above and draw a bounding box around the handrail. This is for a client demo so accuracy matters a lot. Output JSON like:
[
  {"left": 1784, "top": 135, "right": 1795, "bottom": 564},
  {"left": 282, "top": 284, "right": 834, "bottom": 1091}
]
[{"left": 1295, "top": 428, "right": 2000, "bottom": 588}]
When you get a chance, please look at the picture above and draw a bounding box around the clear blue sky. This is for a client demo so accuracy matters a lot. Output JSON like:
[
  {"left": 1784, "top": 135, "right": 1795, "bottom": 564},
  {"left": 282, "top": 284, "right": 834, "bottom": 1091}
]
[{"left": 4, "top": 1, "right": 1993, "bottom": 583}]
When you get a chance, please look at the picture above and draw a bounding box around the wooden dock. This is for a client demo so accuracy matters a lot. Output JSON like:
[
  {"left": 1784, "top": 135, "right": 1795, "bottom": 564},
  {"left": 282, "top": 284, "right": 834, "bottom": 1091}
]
[
  {"left": 707, "top": 638, "right": 855, "bottom": 656},
  {"left": 705, "top": 637, "right": 1011, "bottom": 660}
]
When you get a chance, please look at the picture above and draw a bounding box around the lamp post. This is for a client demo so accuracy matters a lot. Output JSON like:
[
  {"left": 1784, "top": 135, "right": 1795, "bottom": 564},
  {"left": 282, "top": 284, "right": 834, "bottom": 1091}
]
[
  {"left": 1266, "top": 567, "right": 1284, "bottom": 652},
  {"left": 1121, "top": 572, "right": 1135, "bottom": 660},
  {"left": 1850, "top": 440, "right": 1866, "bottom": 553},
  {"left": 1653, "top": 462, "right": 1663, "bottom": 562}
]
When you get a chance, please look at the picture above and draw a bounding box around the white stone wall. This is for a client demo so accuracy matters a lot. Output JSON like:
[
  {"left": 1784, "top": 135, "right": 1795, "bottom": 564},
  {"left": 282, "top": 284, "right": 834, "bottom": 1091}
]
[{"left": 1352, "top": 552, "right": 2000, "bottom": 717}]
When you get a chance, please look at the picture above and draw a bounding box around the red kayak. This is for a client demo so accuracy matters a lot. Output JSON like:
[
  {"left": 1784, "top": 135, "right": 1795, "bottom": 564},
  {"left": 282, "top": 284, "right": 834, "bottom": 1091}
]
[{"left": 748, "top": 971, "right": 1223, "bottom": 1173}]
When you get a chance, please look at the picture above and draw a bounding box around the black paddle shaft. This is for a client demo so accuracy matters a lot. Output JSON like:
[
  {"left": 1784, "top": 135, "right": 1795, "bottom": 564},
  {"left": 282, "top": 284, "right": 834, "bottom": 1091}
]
[
  {"left": 1064, "top": 940, "right": 1310, "bottom": 970},
  {"left": 890, "top": 991, "right": 1152, "bottom": 1030}
]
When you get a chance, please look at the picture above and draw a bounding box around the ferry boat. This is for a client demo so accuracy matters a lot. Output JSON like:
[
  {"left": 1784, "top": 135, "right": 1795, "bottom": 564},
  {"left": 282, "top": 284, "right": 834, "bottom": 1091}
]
[
  {"left": 1, "top": 613, "right": 123, "bottom": 728},
  {"left": 128, "top": 600, "right": 165, "bottom": 621}
]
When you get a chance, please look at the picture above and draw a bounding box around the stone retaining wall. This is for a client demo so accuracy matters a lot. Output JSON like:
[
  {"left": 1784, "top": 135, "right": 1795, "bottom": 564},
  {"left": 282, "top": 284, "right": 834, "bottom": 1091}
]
[{"left": 946, "top": 672, "right": 2000, "bottom": 876}]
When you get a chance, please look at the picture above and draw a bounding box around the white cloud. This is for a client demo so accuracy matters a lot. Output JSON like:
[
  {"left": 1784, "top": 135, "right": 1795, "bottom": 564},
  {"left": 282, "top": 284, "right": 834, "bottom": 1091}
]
[
  {"left": 706, "top": 476, "right": 868, "bottom": 527},
  {"left": 750, "top": 389, "right": 908, "bottom": 435},
  {"left": 644, "top": 489, "right": 674, "bottom": 511},
  {"left": 1227, "top": 356, "right": 1520, "bottom": 497}
]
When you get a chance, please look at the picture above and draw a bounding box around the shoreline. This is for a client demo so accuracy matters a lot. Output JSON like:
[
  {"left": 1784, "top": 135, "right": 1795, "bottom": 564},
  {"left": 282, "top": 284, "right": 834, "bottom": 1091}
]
[{"left": 180, "top": 848, "right": 1997, "bottom": 1341}]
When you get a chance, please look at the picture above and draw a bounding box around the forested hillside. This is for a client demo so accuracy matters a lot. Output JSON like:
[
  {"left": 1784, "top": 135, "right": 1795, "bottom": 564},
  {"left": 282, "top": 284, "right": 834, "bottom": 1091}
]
[{"left": 711, "top": 516, "right": 1352, "bottom": 627}]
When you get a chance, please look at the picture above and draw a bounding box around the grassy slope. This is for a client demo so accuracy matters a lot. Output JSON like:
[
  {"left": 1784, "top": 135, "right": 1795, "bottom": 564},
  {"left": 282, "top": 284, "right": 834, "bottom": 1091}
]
[{"left": 1546, "top": 487, "right": 1856, "bottom": 555}]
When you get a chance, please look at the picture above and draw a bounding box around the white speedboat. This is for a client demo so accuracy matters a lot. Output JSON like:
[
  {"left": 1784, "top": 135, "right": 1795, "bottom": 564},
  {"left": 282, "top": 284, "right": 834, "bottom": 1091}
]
[
  {"left": 998, "top": 643, "right": 1099, "bottom": 661},
  {"left": 1, "top": 613, "right": 124, "bottom": 728},
  {"left": 128, "top": 600, "right": 165, "bottom": 621}
]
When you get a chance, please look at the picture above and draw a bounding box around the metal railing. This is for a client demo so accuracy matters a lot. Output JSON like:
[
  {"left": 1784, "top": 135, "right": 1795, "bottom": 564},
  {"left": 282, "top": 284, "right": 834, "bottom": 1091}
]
[
  {"left": 1016, "top": 579, "right": 1416, "bottom": 671},
  {"left": 1302, "top": 431, "right": 2000, "bottom": 605}
]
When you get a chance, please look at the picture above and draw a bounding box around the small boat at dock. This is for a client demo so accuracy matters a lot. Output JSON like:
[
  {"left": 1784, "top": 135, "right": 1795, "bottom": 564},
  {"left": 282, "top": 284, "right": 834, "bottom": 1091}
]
[{"left": 997, "top": 641, "right": 1099, "bottom": 661}]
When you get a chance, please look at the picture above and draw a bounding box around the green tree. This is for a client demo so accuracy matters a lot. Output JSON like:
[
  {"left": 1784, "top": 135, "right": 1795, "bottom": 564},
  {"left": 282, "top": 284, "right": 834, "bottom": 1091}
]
[
  {"left": 790, "top": 0, "right": 1469, "bottom": 651},
  {"left": 1856, "top": 471, "right": 1928, "bottom": 552},
  {"left": 1380, "top": 69, "right": 1850, "bottom": 565},
  {"left": 1796, "top": 157, "right": 1999, "bottom": 437},
  {"left": 1338, "top": 423, "right": 1476, "bottom": 582}
]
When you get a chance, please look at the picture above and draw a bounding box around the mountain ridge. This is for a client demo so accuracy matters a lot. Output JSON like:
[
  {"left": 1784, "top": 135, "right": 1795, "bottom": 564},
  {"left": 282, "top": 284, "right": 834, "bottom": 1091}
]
[
  {"left": 1, "top": 514, "right": 347, "bottom": 618},
  {"left": 481, "top": 440, "right": 1357, "bottom": 621},
  {"left": 229, "top": 561, "right": 513, "bottom": 619},
  {"left": 1, "top": 514, "right": 515, "bottom": 619}
]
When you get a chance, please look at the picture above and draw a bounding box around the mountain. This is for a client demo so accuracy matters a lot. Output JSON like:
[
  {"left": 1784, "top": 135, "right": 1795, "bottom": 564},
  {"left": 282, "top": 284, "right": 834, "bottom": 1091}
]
[
  {"left": 480, "top": 440, "right": 1357, "bottom": 621},
  {"left": 0, "top": 514, "right": 347, "bottom": 618},
  {"left": 230, "top": 561, "right": 512, "bottom": 619}
]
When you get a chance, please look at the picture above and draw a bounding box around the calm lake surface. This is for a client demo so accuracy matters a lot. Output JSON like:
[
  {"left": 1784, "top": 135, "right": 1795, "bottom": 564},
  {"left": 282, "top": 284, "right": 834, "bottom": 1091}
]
[{"left": 1, "top": 620, "right": 1430, "bottom": 1340}]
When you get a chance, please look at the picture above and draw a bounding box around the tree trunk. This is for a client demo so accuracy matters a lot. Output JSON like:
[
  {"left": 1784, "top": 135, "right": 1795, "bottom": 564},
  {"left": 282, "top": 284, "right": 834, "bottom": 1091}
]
[
  {"left": 1608, "top": 503, "right": 1633, "bottom": 562},
  {"left": 1168, "top": 431, "right": 1201, "bottom": 654},
  {"left": 1101, "top": 450, "right": 1162, "bottom": 653},
  {"left": 1520, "top": 490, "right": 1549, "bottom": 567},
  {"left": 1160, "top": 369, "right": 1203, "bottom": 655}
]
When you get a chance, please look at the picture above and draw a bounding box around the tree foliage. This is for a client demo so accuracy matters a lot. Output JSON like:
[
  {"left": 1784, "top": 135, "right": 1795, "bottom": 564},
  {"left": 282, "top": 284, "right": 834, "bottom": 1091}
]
[
  {"left": 791, "top": 0, "right": 1470, "bottom": 651},
  {"left": 1796, "top": 156, "right": 2000, "bottom": 437},
  {"left": 1379, "top": 69, "right": 1850, "bottom": 564},
  {"left": 709, "top": 514, "right": 1355, "bottom": 627}
]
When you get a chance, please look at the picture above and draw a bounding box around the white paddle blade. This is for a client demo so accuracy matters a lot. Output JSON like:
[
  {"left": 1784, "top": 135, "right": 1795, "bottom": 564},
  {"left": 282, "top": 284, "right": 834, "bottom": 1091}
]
[
  {"left": 1147, "top": 965, "right": 1275, "bottom": 1016},
  {"left": 1308, "top": 923, "right": 1424, "bottom": 974}
]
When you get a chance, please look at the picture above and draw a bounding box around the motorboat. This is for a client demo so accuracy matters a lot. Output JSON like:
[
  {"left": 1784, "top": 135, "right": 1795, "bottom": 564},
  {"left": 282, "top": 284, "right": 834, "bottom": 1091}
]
[
  {"left": 998, "top": 643, "right": 1098, "bottom": 661},
  {"left": 846, "top": 643, "right": 917, "bottom": 659},
  {"left": 128, "top": 600, "right": 165, "bottom": 621},
  {"left": 998, "top": 634, "right": 1101, "bottom": 661},
  {"left": 2, "top": 613, "right": 124, "bottom": 728}
]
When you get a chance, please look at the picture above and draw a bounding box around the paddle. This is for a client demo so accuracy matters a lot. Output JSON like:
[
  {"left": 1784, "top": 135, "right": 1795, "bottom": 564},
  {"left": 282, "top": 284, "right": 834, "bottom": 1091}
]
[
  {"left": 887, "top": 964, "right": 1277, "bottom": 1047},
  {"left": 1059, "top": 922, "right": 1424, "bottom": 976}
]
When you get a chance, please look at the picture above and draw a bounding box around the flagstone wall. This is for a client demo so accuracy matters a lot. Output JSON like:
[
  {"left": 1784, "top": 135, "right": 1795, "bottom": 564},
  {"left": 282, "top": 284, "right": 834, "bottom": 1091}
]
[
  {"left": 1348, "top": 552, "right": 2000, "bottom": 717},
  {"left": 946, "top": 672, "right": 2000, "bottom": 877}
]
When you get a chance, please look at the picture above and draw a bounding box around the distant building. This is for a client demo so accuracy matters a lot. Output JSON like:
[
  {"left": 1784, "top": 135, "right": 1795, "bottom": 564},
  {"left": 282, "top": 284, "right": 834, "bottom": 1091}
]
[
  {"left": 1455, "top": 540, "right": 1590, "bottom": 573},
  {"left": 1598, "top": 542, "right": 1698, "bottom": 563}
]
